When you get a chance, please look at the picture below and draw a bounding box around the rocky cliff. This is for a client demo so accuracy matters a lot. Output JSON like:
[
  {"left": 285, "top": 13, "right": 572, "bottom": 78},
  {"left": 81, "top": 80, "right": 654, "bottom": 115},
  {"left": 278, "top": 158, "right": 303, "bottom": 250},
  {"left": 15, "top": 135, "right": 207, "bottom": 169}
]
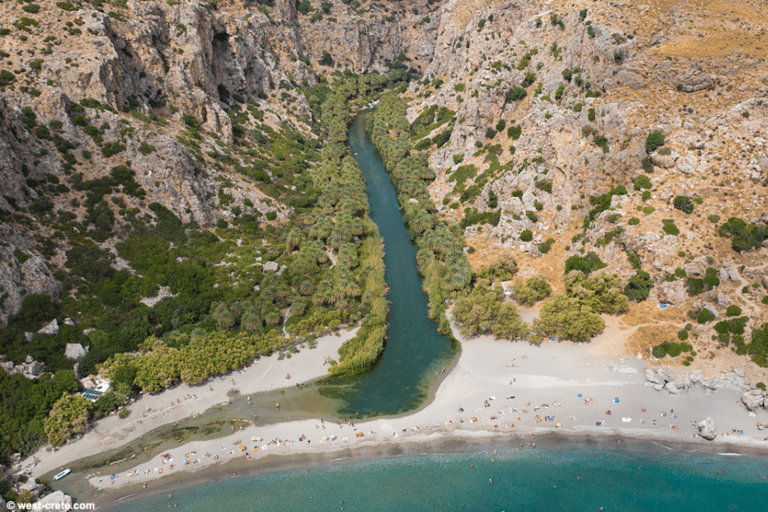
[{"left": 0, "top": 0, "right": 439, "bottom": 324}]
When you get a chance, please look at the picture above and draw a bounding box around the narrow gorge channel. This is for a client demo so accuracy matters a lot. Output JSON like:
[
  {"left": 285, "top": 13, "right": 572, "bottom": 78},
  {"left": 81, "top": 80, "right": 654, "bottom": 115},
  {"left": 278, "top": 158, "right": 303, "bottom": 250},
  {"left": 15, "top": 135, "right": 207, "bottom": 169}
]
[{"left": 317, "top": 112, "right": 457, "bottom": 416}]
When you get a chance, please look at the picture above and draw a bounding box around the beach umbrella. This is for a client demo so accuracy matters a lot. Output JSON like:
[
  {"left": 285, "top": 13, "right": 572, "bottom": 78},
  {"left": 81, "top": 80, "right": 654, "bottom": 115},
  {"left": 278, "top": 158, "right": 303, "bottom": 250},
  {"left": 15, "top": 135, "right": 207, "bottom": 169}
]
[{"left": 239, "top": 445, "right": 246, "bottom": 451}]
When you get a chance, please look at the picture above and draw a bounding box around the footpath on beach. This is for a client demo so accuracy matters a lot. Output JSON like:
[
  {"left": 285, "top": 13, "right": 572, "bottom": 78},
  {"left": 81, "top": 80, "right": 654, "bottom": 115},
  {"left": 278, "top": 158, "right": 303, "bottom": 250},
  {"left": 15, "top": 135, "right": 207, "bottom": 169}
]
[{"left": 87, "top": 328, "right": 768, "bottom": 491}]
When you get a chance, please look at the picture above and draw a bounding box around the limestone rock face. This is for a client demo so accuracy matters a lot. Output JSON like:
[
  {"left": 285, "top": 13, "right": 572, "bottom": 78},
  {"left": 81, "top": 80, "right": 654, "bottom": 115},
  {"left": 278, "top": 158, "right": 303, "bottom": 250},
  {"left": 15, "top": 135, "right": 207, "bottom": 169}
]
[{"left": 0, "top": 246, "right": 61, "bottom": 326}]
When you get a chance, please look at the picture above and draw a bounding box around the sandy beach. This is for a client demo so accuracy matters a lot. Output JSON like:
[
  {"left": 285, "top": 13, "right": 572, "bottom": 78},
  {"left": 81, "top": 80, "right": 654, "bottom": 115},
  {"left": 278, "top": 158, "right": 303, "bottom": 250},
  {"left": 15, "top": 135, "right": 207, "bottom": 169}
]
[
  {"left": 81, "top": 321, "right": 768, "bottom": 498},
  {"left": 24, "top": 329, "right": 356, "bottom": 480}
]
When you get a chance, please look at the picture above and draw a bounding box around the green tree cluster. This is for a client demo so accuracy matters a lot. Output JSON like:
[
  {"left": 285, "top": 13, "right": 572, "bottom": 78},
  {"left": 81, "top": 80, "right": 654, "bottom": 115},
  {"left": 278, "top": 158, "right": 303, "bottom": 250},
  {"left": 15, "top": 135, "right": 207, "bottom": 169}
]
[
  {"left": 452, "top": 280, "right": 526, "bottom": 339},
  {"left": 565, "top": 271, "right": 629, "bottom": 314},
  {"left": 531, "top": 295, "right": 605, "bottom": 342},
  {"left": 44, "top": 393, "right": 93, "bottom": 446},
  {"left": 512, "top": 276, "right": 552, "bottom": 306},
  {"left": 717, "top": 217, "right": 768, "bottom": 252}
]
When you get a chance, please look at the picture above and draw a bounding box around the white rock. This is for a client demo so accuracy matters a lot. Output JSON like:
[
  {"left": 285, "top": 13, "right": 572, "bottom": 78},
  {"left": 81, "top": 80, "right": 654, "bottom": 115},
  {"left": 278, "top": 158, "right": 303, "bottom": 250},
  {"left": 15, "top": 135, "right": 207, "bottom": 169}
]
[
  {"left": 38, "top": 319, "right": 59, "bottom": 335},
  {"left": 64, "top": 343, "right": 88, "bottom": 361}
]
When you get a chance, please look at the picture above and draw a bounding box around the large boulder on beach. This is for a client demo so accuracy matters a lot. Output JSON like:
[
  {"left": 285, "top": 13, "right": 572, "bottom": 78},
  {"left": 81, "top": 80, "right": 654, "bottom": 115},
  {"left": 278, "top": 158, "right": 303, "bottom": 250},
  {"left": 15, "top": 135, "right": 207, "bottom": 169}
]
[
  {"left": 697, "top": 417, "right": 717, "bottom": 440},
  {"left": 742, "top": 390, "right": 765, "bottom": 411}
]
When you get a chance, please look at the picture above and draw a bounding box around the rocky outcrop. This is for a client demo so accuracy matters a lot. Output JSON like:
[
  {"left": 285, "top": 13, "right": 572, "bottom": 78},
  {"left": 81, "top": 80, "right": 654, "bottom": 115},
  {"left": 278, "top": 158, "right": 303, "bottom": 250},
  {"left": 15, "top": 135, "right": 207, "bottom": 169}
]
[
  {"left": 0, "top": 246, "right": 61, "bottom": 326},
  {"left": 678, "top": 70, "right": 715, "bottom": 93},
  {"left": 645, "top": 367, "right": 752, "bottom": 394},
  {"left": 742, "top": 389, "right": 765, "bottom": 412},
  {"left": 0, "top": 355, "right": 47, "bottom": 379}
]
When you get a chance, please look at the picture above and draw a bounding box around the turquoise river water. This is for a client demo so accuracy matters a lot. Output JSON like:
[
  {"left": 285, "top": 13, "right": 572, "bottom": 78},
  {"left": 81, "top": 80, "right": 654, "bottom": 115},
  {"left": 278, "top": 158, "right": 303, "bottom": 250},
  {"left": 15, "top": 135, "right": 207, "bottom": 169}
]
[{"left": 101, "top": 114, "right": 768, "bottom": 511}]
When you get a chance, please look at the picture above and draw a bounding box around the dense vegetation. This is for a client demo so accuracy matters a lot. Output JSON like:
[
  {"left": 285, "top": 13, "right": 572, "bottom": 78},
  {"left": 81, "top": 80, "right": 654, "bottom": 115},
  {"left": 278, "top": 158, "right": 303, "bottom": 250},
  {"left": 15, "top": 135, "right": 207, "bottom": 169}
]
[
  {"left": 0, "top": 71, "right": 413, "bottom": 455},
  {"left": 367, "top": 92, "right": 472, "bottom": 333}
]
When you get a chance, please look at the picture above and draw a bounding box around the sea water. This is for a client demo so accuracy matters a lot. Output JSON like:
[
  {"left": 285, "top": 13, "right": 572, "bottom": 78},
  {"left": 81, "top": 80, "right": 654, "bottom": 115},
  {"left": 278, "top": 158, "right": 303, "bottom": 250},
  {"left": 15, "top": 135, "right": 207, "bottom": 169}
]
[{"left": 105, "top": 441, "right": 768, "bottom": 511}]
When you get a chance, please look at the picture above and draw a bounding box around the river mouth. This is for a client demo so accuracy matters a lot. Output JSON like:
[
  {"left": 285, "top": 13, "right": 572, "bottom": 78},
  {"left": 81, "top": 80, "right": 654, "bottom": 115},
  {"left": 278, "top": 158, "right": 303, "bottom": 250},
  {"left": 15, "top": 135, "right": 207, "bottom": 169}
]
[{"left": 54, "top": 111, "right": 458, "bottom": 501}]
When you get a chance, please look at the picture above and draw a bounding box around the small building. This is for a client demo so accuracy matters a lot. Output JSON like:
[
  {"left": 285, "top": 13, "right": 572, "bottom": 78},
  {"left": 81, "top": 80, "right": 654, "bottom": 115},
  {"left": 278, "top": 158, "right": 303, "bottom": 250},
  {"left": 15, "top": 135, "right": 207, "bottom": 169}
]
[{"left": 81, "top": 382, "right": 110, "bottom": 402}]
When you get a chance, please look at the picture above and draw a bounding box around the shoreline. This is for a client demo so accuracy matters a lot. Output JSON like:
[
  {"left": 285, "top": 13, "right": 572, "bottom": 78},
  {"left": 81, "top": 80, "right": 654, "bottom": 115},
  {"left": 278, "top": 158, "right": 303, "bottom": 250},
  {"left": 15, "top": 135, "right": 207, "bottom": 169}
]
[
  {"left": 81, "top": 327, "right": 768, "bottom": 507},
  {"left": 24, "top": 328, "right": 358, "bottom": 481},
  {"left": 92, "top": 424, "right": 768, "bottom": 510}
]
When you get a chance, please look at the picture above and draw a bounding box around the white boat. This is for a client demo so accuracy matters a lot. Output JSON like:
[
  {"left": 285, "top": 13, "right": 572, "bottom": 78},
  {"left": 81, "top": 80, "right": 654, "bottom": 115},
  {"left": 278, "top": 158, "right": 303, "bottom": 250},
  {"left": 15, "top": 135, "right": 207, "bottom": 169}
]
[{"left": 53, "top": 469, "right": 71, "bottom": 481}]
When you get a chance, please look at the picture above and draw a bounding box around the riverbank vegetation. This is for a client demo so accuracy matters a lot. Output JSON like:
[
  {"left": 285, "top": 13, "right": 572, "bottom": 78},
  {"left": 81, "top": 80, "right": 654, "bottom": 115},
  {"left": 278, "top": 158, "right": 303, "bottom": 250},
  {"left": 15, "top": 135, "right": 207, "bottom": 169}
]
[
  {"left": 0, "top": 70, "right": 413, "bottom": 454},
  {"left": 367, "top": 92, "right": 472, "bottom": 333}
]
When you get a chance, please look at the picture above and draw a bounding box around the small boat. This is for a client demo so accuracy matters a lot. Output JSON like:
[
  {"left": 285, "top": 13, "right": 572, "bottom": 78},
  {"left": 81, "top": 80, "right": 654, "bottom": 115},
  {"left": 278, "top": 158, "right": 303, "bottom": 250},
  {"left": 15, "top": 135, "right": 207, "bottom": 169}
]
[{"left": 53, "top": 469, "right": 71, "bottom": 481}]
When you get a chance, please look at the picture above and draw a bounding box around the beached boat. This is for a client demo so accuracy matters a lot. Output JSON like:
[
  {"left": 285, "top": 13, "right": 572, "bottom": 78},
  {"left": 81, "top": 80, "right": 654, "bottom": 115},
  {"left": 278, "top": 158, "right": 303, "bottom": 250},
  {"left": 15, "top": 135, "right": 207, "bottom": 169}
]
[{"left": 53, "top": 469, "right": 71, "bottom": 481}]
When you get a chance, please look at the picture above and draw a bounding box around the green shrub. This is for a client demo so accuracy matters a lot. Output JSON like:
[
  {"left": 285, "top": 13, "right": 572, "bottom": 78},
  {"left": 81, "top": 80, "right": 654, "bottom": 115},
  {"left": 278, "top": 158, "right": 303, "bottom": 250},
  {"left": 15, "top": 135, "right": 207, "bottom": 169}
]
[
  {"left": 507, "top": 86, "right": 527, "bottom": 101},
  {"left": 677, "top": 329, "right": 689, "bottom": 341},
  {"left": 641, "top": 156, "right": 653, "bottom": 173},
  {"left": 696, "top": 308, "right": 715, "bottom": 324},
  {"left": 520, "top": 229, "right": 533, "bottom": 242},
  {"left": 56, "top": 1, "right": 78, "bottom": 11},
  {"left": 646, "top": 130, "right": 666, "bottom": 154},
  {"left": 662, "top": 219, "right": 679, "bottom": 236},
  {"left": 22, "top": 4, "right": 41, "bottom": 13},
  {"left": 717, "top": 217, "right": 768, "bottom": 253},
  {"left": 521, "top": 72, "right": 536, "bottom": 88},
  {"left": 587, "top": 108, "right": 595, "bottom": 121},
  {"left": 673, "top": 195, "right": 694, "bottom": 214},
  {"left": 564, "top": 252, "right": 606, "bottom": 275},
  {"left": 507, "top": 125, "right": 522, "bottom": 140},
  {"left": 0, "top": 70, "right": 16, "bottom": 89},
  {"left": 624, "top": 271, "right": 653, "bottom": 302},
  {"left": 763, "top": 295, "right": 768, "bottom": 305},
  {"left": 708, "top": 214, "right": 720, "bottom": 224},
  {"left": 726, "top": 305, "right": 742, "bottom": 316},
  {"left": 633, "top": 174, "right": 652, "bottom": 190},
  {"left": 628, "top": 217, "right": 640, "bottom": 226},
  {"left": 265, "top": 211, "right": 277, "bottom": 221},
  {"left": 539, "top": 238, "right": 555, "bottom": 254}
]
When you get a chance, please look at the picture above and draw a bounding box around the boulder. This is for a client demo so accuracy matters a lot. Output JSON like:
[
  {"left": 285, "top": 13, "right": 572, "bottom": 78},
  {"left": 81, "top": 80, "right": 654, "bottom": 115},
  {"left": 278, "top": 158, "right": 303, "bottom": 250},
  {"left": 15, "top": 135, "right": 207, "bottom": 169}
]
[
  {"left": 704, "top": 305, "right": 719, "bottom": 320},
  {"left": 656, "top": 280, "right": 687, "bottom": 305},
  {"left": 63, "top": 318, "right": 76, "bottom": 327},
  {"left": 716, "top": 292, "right": 729, "bottom": 308},
  {"left": 64, "top": 343, "right": 88, "bottom": 361},
  {"left": 697, "top": 417, "right": 717, "bottom": 440},
  {"left": 679, "top": 71, "right": 715, "bottom": 93},
  {"left": 38, "top": 319, "right": 59, "bottom": 336},
  {"left": 263, "top": 261, "right": 279, "bottom": 272},
  {"left": 650, "top": 150, "right": 678, "bottom": 169},
  {"left": 742, "top": 389, "right": 765, "bottom": 411},
  {"left": 35, "top": 491, "right": 73, "bottom": 509}
]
